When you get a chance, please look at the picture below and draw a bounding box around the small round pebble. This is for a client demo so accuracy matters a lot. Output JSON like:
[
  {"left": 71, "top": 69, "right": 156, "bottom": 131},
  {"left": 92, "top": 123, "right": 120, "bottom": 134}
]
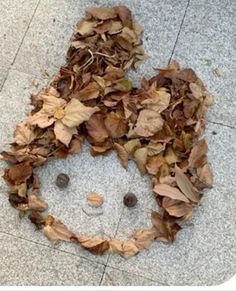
[
  {"left": 56, "top": 173, "right": 70, "bottom": 188},
  {"left": 123, "top": 192, "right": 138, "bottom": 207}
]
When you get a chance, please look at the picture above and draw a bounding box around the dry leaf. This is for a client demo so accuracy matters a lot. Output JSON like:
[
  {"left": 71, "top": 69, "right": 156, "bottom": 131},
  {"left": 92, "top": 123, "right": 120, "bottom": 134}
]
[
  {"left": 54, "top": 120, "right": 77, "bottom": 146},
  {"left": 153, "top": 184, "right": 189, "bottom": 203},
  {"left": 133, "top": 228, "right": 156, "bottom": 249},
  {"left": 142, "top": 86, "right": 171, "bottom": 113},
  {"left": 13, "top": 121, "right": 35, "bottom": 145},
  {"left": 188, "top": 139, "right": 208, "bottom": 168},
  {"left": 124, "top": 139, "right": 141, "bottom": 155},
  {"left": 3, "top": 162, "right": 32, "bottom": 185},
  {"left": 75, "top": 235, "right": 109, "bottom": 254},
  {"left": 27, "top": 194, "right": 48, "bottom": 211},
  {"left": 86, "top": 7, "right": 117, "bottom": 20},
  {"left": 122, "top": 240, "right": 139, "bottom": 257},
  {"left": 87, "top": 192, "right": 103, "bottom": 207},
  {"left": 114, "top": 142, "right": 128, "bottom": 167},
  {"left": 77, "top": 20, "right": 96, "bottom": 35},
  {"left": 72, "top": 82, "right": 100, "bottom": 101},
  {"left": 162, "top": 197, "right": 192, "bottom": 218},
  {"left": 85, "top": 113, "right": 108, "bottom": 143},
  {"left": 146, "top": 155, "right": 165, "bottom": 175},
  {"left": 44, "top": 220, "right": 74, "bottom": 243},
  {"left": 61, "top": 99, "right": 100, "bottom": 128},
  {"left": 197, "top": 163, "right": 213, "bottom": 188},
  {"left": 175, "top": 165, "right": 201, "bottom": 203},
  {"left": 104, "top": 112, "right": 127, "bottom": 138},
  {"left": 133, "top": 147, "right": 148, "bottom": 175},
  {"left": 135, "top": 109, "right": 164, "bottom": 137}
]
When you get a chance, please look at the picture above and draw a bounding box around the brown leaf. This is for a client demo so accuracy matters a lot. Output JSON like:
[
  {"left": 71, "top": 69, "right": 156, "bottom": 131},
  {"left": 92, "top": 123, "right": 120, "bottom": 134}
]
[
  {"left": 86, "top": 7, "right": 117, "bottom": 20},
  {"left": 109, "top": 238, "right": 123, "bottom": 253},
  {"left": 75, "top": 235, "right": 109, "bottom": 254},
  {"left": 85, "top": 113, "right": 109, "bottom": 143},
  {"left": 90, "top": 144, "right": 112, "bottom": 156},
  {"left": 177, "top": 68, "right": 197, "bottom": 83},
  {"left": 54, "top": 120, "right": 77, "bottom": 146},
  {"left": 72, "top": 82, "right": 100, "bottom": 101},
  {"left": 27, "top": 111, "right": 56, "bottom": 128},
  {"left": 114, "top": 142, "right": 128, "bottom": 167},
  {"left": 122, "top": 240, "right": 139, "bottom": 257},
  {"left": 135, "top": 109, "right": 164, "bottom": 137},
  {"left": 124, "top": 139, "right": 141, "bottom": 155},
  {"left": 114, "top": 5, "right": 132, "bottom": 28},
  {"left": 44, "top": 219, "right": 74, "bottom": 243},
  {"left": 146, "top": 155, "right": 165, "bottom": 175},
  {"left": 13, "top": 121, "right": 35, "bottom": 145},
  {"left": 188, "top": 139, "right": 208, "bottom": 168},
  {"left": 8, "top": 193, "right": 28, "bottom": 209},
  {"left": 3, "top": 162, "right": 32, "bottom": 185},
  {"left": 133, "top": 147, "right": 148, "bottom": 175},
  {"left": 164, "top": 147, "right": 179, "bottom": 164},
  {"left": 153, "top": 184, "right": 189, "bottom": 203},
  {"left": 197, "top": 163, "right": 213, "bottom": 188},
  {"left": 68, "top": 137, "right": 82, "bottom": 154},
  {"left": 133, "top": 228, "right": 156, "bottom": 250},
  {"left": 27, "top": 194, "right": 48, "bottom": 211},
  {"left": 28, "top": 211, "right": 45, "bottom": 229},
  {"left": 104, "top": 112, "right": 127, "bottom": 138},
  {"left": 61, "top": 99, "right": 100, "bottom": 128},
  {"left": 141, "top": 86, "right": 170, "bottom": 113},
  {"left": 189, "top": 83, "right": 203, "bottom": 99},
  {"left": 175, "top": 165, "right": 201, "bottom": 203},
  {"left": 76, "top": 20, "right": 96, "bottom": 35},
  {"left": 162, "top": 197, "right": 192, "bottom": 218}
]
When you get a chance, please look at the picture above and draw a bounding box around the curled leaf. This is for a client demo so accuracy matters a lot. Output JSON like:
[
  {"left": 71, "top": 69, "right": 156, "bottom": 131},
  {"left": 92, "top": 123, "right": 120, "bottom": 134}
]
[
  {"left": 114, "top": 142, "right": 128, "bottom": 167},
  {"left": 175, "top": 165, "right": 201, "bottom": 203}
]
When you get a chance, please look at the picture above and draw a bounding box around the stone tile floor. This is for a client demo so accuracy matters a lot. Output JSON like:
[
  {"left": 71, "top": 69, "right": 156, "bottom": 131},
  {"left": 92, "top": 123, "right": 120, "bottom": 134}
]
[{"left": 0, "top": 0, "right": 235, "bottom": 286}]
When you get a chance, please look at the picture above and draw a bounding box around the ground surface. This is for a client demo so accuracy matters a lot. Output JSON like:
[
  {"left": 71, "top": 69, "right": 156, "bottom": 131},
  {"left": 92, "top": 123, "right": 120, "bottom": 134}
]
[{"left": 0, "top": 0, "right": 235, "bottom": 286}]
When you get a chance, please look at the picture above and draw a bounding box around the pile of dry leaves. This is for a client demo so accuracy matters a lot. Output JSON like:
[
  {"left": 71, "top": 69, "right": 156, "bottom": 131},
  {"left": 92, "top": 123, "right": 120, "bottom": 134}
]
[{"left": 1, "top": 6, "right": 213, "bottom": 257}]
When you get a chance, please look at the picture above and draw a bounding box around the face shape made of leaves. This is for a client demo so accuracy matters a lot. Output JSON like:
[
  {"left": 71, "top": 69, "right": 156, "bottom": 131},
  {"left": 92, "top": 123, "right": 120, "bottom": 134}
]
[{"left": 1, "top": 5, "right": 213, "bottom": 257}]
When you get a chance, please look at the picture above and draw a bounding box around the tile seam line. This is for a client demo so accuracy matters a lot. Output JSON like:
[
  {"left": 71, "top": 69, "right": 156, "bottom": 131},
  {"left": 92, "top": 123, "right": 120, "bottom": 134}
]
[
  {"left": 207, "top": 120, "right": 236, "bottom": 130},
  {"left": 10, "top": 0, "right": 41, "bottom": 67},
  {"left": 99, "top": 264, "right": 165, "bottom": 286},
  {"left": 0, "top": 229, "right": 166, "bottom": 285},
  {"left": 0, "top": 229, "right": 106, "bottom": 268},
  {"left": 168, "top": 0, "right": 190, "bottom": 64},
  {"left": 99, "top": 206, "right": 125, "bottom": 285},
  {"left": 0, "top": 0, "right": 41, "bottom": 93}
]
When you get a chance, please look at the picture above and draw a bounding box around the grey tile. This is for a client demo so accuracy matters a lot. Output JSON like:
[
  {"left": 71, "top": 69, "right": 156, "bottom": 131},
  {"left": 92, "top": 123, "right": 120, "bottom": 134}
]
[
  {"left": 172, "top": 0, "right": 236, "bottom": 127},
  {"left": 205, "top": 122, "right": 236, "bottom": 187},
  {"left": 101, "top": 267, "right": 161, "bottom": 286},
  {"left": 0, "top": 69, "right": 48, "bottom": 145},
  {"left": 0, "top": 232, "right": 104, "bottom": 285},
  {"left": 13, "top": 0, "right": 188, "bottom": 84},
  {"left": 13, "top": 3, "right": 73, "bottom": 79},
  {"left": 0, "top": 0, "right": 39, "bottom": 68},
  {"left": 107, "top": 183, "right": 236, "bottom": 285}
]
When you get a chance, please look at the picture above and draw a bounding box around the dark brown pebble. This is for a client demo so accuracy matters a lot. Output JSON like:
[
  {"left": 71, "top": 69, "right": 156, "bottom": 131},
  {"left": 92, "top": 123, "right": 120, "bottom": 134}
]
[
  {"left": 56, "top": 173, "right": 70, "bottom": 188},
  {"left": 123, "top": 192, "right": 138, "bottom": 207}
]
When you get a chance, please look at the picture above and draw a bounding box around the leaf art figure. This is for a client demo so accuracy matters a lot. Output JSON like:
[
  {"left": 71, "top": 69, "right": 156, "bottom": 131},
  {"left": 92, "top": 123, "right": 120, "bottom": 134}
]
[{"left": 1, "top": 6, "right": 213, "bottom": 257}]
